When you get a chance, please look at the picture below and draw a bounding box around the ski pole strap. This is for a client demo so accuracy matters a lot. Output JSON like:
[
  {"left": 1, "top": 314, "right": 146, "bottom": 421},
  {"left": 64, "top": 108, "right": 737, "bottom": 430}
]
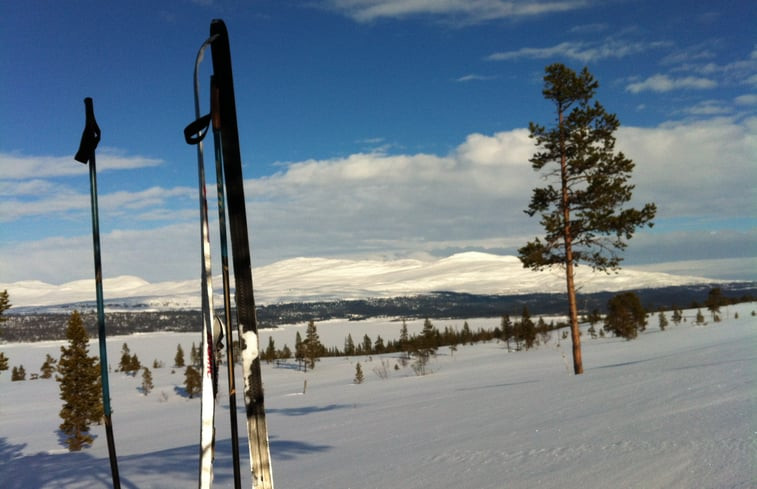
[
  {"left": 184, "top": 113, "right": 212, "bottom": 145},
  {"left": 74, "top": 97, "right": 101, "bottom": 164},
  {"left": 185, "top": 114, "right": 212, "bottom": 145}
]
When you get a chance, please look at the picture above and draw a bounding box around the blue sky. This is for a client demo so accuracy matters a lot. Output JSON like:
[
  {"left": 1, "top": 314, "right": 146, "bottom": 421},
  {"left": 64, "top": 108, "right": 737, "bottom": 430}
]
[{"left": 1, "top": 0, "right": 755, "bottom": 284}]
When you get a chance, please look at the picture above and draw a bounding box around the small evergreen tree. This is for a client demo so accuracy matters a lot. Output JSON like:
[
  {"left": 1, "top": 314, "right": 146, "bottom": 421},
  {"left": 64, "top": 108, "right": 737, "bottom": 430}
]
[
  {"left": 12, "top": 365, "right": 26, "bottom": 381},
  {"left": 353, "top": 362, "right": 364, "bottom": 384},
  {"left": 0, "top": 352, "right": 8, "bottom": 375},
  {"left": 119, "top": 343, "right": 132, "bottom": 372},
  {"left": 184, "top": 366, "right": 201, "bottom": 398},
  {"left": 658, "top": 310, "right": 668, "bottom": 331},
  {"left": 141, "top": 367, "right": 154, "bottom": 395},
  {"left": 603, "top": 292, "right": 647, "bottom": 340},
  {"left": 304, "top": 320, "right": 323, "bottom": 370},
  {"left": 671, "top": 307, "right": 683, "bottom": 325},
  {"left": 279, "top": 344, "right": 292, "bottom": 361},
  {"left": 520, "top": 306, "right": 536, "bottom": 350},
  {"left": 174, "top": 343, "right": 185, "bottom": 367},
  {"left": 294, "top": 332, "right": 305, "bottom": 369},
  {"left": 501, "top": 315, "right": 513, "bottom": 351},
  {"left": 264, "top": 336, "right": 276, "bottom": 364},
  {"left": 57, "top": 310, "right": 103, "bottom": 451},
  {"left": 695, "top": 308, "right": 705, "bottom": 325},
  {"left": 40, "top": 353, "right": 57, "bottom": 379},
  {"left": 344, "top": 334, "right": 356, "bottom": 356},
  {"left": 190, "top": 342, "right": 201, "bottom": 368}
]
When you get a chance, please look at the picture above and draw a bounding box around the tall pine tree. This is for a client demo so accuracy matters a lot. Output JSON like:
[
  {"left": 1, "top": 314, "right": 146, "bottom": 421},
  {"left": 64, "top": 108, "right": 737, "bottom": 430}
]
[
  {"left": 57, "top": 310, "right": 103, "bottom": 451},
  {"left": 519, "top": 64, "right": 656, "bottom": 374}
]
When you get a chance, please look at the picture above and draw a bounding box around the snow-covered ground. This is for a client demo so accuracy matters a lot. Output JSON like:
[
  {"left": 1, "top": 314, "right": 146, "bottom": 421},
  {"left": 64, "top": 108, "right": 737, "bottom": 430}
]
[{"left": 1, "top": 304, "right": 754, "bottom": 489}]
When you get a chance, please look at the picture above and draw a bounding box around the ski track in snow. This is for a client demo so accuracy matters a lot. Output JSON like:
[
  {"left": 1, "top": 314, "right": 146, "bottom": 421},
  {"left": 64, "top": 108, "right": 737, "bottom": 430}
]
[{"left": 0, "top": 304, "right": 754, "bottom": 488}]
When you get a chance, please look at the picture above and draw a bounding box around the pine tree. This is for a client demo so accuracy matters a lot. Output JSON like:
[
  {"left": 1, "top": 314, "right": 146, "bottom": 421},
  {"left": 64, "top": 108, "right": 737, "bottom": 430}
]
[
  {"left": 344, "top": 333, "right": 356, "bottom": 356},
  {"left": 12, "top": 365, "right": 26, "bottom": 381},
  {"left": 294, "top": 332, "right": 305, "bottom": 369},
  {"left": 40, "top": 353, "right": 57, "bottom": 379},
  {"left": 57, "top": 310, "right": 103, "bottom": 451},
  {"left": 184, "top": 365, "right": 201, "bottom": 398},
  {"left": 141, "top": 367, "right": 154, "bottom": 395},
  {"left": 519, "top": 64, "right": 656, "bottom": 373},
  {"left": 501, "top": 315, "right": 513, "bottom": 351},
  {"left": 353, "top": 362, "right": 364, "bottom": 384},
  {"left": 304, "top": 320, "right": 323, "bottom": 370},
  {"left": 0, "top": 352, "right": 8, "bottom": 375},
  {"left": 190, "top": 342, "right": 201, "bottom": 368},
  {"left": 603, "top": 292, "right": 647, "bottom": 340},
  {"left": 658, "top": 310, "right": 668, "bottom": 331},
  {"left": 695, "top": 309, "right": 705, "bottom": 325},
  {"left": 520, "top": 306, "right": 536, "bottom": 350},
  {"left": 0, "top": 289, "right": 10, "bottom": 329},
  {"left": 119, "top": 343, "right": 132, "bottom": 373},
  {"left": 174, "top": 343, "right": 185, "bottom": 367},
  {"left": 0, "top": 290, "right": 10, "bottom": 370},
  {"left": 264, "top": 336, "right": 276, "bottom": 364}
]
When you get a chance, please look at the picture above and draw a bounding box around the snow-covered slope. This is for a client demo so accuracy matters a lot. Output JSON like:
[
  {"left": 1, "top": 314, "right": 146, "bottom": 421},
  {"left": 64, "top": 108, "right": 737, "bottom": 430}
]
[
  {"left": 1, "top": 303, "right": 754, "bottom": 488},
  {"left": 2, "top": 252, "right": 723, "bottom": 310}
]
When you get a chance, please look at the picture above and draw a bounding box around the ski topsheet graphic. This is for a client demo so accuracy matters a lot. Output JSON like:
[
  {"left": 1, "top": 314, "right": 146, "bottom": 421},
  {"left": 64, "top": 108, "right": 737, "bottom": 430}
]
[{"left": 185, "top": 19, "right": 274, "bottom": 489}]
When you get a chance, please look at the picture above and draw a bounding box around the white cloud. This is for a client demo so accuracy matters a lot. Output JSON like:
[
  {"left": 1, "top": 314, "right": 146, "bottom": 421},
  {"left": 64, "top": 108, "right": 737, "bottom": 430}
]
[
  {"left": 486, "top": 39, "right": 668, "bottom": 63},
  {"left": 0, "top": 150, "right": 162, "bottom": 180},
  {"left": 455, "top": 73, "right": 497, "bottom": 82},
  {"left": 734, "top": 94, "right": 757, "bottom": 106},
  {"left": 2, "top": 118, "right": 754, "bottom": 283},
  {"left": 321, "top": 0, "right": 588, "bottom": 23},
  {"left": 625, "top": 74, "right": 717, "bottom": 93}
]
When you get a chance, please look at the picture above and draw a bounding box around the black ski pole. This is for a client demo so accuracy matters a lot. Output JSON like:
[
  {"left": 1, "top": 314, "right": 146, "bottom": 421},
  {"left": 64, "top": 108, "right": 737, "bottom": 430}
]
[{"left": 74, "top": 97, "right": 122, "bottom": 489}]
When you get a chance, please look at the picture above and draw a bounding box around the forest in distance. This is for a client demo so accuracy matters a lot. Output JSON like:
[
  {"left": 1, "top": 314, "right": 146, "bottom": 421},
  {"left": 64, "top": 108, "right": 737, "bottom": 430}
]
[{"left": 3, "top": 282, "right": 755, "bottom": 343}]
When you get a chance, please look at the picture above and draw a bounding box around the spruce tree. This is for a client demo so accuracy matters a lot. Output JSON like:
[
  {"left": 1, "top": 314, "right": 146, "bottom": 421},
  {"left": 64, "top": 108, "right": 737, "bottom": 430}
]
[
  {"left": 184, "top": 365, "right": 202, "bottom": 398},
  {"left": 603, "top": 292, "right": 647, "bottom": 340},
  {"left": 353, "top": 362, "right": 364, "bottom": 384},
  {"left": 174, "top": 343, "right": 185, "bottom": 367},
  {"left": 141, "top": 367, "right": 154, "bottom": 395},
  {"left": 304, "top": 320, "right": 323, "bottom": 370},
  {"left": 40, "top": 353, "right": 57, "bottom": 379},
  {"left": 12, "top": 365, "right": 26, "bottom": 381},
  {"left": 519, "top": 64, "right": 656, "bottom": 373},
  {"left": 658, "top": 310, "right": 668, "bottom": 331},
  {"left": 0, "top": 352, "right": 8, "bottom": 375},
  {"left": 57, "top": 310, "right": 103, "bottom": 451}
]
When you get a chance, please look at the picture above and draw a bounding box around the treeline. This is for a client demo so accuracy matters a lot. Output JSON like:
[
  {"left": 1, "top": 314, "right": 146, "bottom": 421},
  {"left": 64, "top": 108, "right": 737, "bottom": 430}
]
[
  {"left": 3, "top": 284, "right": 755, "bottom": 342},
  {"left": 258, "top": 308, "right": 563, "bottom": 372}
]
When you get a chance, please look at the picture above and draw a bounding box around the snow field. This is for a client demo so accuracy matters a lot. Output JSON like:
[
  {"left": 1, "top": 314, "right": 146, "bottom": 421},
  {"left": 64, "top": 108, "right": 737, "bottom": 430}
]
[{"left": 1, "top": 305, "right": 754, "bottom": 488}]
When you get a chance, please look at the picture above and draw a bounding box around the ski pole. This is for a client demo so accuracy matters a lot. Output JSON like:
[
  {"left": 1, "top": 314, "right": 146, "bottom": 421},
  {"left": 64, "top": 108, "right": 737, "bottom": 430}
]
[{"left": 74, "top": 97, "right": 122, "bottom": 489}]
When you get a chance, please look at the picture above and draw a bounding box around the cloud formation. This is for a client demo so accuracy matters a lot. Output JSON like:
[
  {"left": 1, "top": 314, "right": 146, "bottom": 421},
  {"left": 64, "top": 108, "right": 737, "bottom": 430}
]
[
  {"left": 626, "top": 74, "right": 717, "bottom": 93},
  {"left": 321, "top": 0, "right": 588, "bottom": 23},
  {"left": 1, "top": 118, "right": 754, "bottom": 283},
  {"left": 486, "top": 40, "right": 668, "bottom": 63}
]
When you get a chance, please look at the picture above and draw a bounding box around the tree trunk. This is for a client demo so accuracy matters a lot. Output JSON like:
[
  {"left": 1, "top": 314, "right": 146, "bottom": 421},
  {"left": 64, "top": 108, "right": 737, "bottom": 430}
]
[{"left": 559, "top": 105, "right": 584, "bottom": 375}]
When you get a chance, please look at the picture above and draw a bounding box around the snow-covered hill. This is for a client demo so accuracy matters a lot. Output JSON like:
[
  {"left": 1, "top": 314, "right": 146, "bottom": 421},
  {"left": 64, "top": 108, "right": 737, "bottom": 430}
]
[
  {"left": 1, "top": 303, "right": 754, "bottom": 488},
  {"left": 2, "top": 252, "right": 724, "bottom": 311}
]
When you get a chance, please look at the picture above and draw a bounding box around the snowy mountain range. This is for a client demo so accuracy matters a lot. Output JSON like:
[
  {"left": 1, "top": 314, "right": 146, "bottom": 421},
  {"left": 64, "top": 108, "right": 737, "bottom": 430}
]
[{"left": 1, "top": 252, "right": 727, "bottom": 312}]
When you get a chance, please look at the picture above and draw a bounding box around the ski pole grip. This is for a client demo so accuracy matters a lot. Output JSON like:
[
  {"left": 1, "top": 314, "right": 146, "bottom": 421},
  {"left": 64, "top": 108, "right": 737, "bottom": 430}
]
[{"left": 74, "top": 97, "right": 101, "bottom": 164}]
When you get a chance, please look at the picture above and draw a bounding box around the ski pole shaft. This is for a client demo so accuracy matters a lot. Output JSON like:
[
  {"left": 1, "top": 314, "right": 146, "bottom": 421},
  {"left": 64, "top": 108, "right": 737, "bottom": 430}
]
[{"left": 76, "top": 97, "right": 121, "bottom": 489}]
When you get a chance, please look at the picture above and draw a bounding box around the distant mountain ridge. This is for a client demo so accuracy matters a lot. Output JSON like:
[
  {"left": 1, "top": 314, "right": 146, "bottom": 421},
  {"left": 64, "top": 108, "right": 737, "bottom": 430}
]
[{"left": 2, "top": 252, "right": 732, "bottom": 313}]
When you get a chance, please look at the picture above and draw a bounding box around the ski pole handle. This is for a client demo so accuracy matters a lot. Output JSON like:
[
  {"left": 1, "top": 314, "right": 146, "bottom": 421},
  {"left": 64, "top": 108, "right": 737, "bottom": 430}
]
[{"left": 74, "top": 97, "right": 101, "bottom": 164}]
